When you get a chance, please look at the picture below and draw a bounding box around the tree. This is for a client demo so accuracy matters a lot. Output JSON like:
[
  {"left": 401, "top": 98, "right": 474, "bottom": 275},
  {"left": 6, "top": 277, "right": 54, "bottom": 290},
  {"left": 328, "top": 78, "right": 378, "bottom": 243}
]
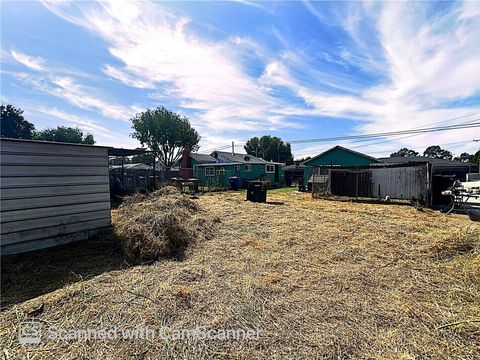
[
  {"left": 472, "top": 150, "right": 480, "bottom": 164},
  {"left": 130, "top": 107, "right": 200, "bottom": 167},
  {"left": 244, "top": 135, "right": 293, "bottom": 164},
  {"left": 423, "top": 145, "right": 453, "bottom": 160},
  {"left": 453, "top": 152, "right": 473, "bottom": 162},
  {"left": 390, "top": 148, "right": 419, "bottom": 157},
  {"left": 36, "top": 126, "right": 95, "bottom": 144},
  {"left": 0, "top": 104, "right": 36, "bottom": 139}
]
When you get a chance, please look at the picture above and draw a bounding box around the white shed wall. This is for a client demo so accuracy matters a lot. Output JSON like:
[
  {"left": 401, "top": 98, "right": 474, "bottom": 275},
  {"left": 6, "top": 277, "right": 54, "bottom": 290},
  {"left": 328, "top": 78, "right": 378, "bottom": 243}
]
[{"left": 0, "top": 139, "right": 111, "bottom": 255}]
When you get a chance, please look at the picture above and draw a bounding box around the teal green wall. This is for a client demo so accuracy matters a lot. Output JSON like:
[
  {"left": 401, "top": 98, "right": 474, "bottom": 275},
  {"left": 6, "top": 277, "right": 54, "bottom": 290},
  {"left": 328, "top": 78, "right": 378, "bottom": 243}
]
[
  {"left": 196, "top": 163, "right": 285, "bottom": 188},
  {"left": 303, "top": 147, "right": 377, "bottom": 184},
  {"left": 190, "top": 158, "right": 199, "bottom": 166}
]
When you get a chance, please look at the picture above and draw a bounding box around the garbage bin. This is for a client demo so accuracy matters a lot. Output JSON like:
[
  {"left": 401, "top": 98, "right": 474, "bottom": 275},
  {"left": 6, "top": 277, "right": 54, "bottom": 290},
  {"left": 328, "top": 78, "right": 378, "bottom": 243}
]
[
  {"left": 246, "top": 180, "right": 267, "bottom": 203},
  {"left": 187, "top": 178, "right": 199, "bottom": 193},
  {"left": 229, "top": 176, "right": 240, "bottom": 190},
  {"left": 171, "top": 177, "right": 184, "bottom": 191}
]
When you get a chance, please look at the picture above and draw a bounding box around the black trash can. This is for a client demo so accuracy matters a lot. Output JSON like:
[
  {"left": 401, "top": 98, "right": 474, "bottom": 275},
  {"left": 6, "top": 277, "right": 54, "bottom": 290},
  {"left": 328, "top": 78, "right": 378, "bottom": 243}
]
[
  {"left": 246, "top": 180, "right": 267, "bottom": 203},
  {"left": 171, "top": 177, "right": 184, "bottom": 191},
  {"left": 187, "top": 178, "right": 199, "bottom": 193}
]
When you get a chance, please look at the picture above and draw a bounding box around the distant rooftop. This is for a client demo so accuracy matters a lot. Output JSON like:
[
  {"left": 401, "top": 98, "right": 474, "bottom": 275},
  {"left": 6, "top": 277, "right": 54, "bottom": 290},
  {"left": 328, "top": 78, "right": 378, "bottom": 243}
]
[
  {"left": 211, "top": 150, "right": 276, "bottom": 164},
  {"left": 190, "top": 153, "right": 217, "bottom": 164},
  {"left": 379, "top": 156, "right": 477, "bottom": 167}
]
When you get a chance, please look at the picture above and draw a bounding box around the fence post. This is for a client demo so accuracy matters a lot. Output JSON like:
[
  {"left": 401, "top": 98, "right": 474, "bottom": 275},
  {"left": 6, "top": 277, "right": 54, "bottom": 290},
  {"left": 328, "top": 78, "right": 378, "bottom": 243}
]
[{"left": 355, "top": 170, "right": 359, "bottom": 198}]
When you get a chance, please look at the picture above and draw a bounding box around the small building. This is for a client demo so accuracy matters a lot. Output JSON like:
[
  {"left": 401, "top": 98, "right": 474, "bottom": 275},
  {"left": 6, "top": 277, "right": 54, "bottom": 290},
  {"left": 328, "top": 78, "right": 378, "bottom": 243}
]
[
  {"left": 1, "top": 138, "right": 112, "bottom": 255},
  {"left": 0, "top": 138, "right": 144, "bottom": 255},
  {"left": 303, "top": 146, "right": 379, "bottom": 190},
  {"left": 183, "top": 150, "right": 285, "bottom": 189}
]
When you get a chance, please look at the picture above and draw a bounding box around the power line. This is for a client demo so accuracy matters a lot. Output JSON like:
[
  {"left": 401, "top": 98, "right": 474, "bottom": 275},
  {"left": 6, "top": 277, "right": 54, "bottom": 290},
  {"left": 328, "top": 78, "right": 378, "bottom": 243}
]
[
  {"left": 349, "top": 117, "right": 480, "bottom": 150},
  {"left": 287, "top": 121, "right": 480, "bottom": 145},
  {"left": 293, "top": 139, "right": 474, "bottom": 158},
  {"left": 199, "top": 112, "right": 480, "bottom": 154}
]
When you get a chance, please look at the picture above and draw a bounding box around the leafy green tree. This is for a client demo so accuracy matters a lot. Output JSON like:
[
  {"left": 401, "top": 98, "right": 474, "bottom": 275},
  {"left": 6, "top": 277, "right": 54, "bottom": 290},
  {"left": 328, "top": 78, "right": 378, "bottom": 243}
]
[
  {"left": 390, "top": 148, "right": 419, "bottom": 157},
  {"left": 472, "top": 150, "right": 480, "bottom": 164},
  {"left": 36, "top": 126, "right": 95, "bottom": 144},
  {"left": 0, "top": 104, "right": 36, "bottom": 139},
  {"left": 244, "top": 135, "right": 293, "bottom": 164},
  {"left": 131, "top": 107, "right": 200, "bottom": 167},
  {"left": 453, "top": 152, "right": 473, "bottom": 162},
  {"left": 423, "top": 145, "right": 453, "bottom": 160}
]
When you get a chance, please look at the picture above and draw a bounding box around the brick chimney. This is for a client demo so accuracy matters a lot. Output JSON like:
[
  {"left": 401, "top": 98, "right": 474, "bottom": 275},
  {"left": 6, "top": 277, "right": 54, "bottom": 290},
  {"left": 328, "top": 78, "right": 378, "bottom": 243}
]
[{"left": 180, "top": 147, "right": 190, "bottom": 179}]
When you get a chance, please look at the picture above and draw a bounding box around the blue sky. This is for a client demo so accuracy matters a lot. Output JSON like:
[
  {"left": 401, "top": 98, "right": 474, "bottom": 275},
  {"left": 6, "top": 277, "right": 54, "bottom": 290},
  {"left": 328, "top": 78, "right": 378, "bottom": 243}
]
[{"left": 1, "top": 0, "right": 479, "bottom": 158}]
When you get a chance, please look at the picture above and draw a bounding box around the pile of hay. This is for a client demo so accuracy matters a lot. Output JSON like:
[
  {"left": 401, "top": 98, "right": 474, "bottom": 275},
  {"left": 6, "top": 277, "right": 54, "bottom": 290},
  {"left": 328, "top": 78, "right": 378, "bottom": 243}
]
[{"left": 114, "top": 186, "right": 216, "bottom": 262}]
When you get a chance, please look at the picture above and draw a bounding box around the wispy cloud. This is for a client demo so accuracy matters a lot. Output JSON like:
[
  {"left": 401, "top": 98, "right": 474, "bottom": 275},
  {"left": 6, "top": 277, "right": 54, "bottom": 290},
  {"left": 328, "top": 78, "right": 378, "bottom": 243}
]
[
  {"left": 41, "top": 0, "right": 299, "bottom": 133},
  {"left": 35, "top": 106, "right": 115, "bottom": 139},
  {"left": 8, "top": 0, "right": 479, "bottom": 156},
  {"left": 15, "top": 71, "right": 135, "bottom": 121},
  {"left": 269, "top": 1, "right": 480, "bottom": 155},
  {"left": 10, "top": 50, "right": 45, "bottom": 71}
]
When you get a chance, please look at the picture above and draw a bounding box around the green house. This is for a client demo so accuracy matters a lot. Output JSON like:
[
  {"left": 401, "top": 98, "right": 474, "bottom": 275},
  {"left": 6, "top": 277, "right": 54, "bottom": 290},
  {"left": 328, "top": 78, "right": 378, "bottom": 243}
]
[
  {"left": 303, "top": 145, "right": 378, "bottom": 187},
  {"left": 188, "top": 151, "right": 285, "bottom": 189}
]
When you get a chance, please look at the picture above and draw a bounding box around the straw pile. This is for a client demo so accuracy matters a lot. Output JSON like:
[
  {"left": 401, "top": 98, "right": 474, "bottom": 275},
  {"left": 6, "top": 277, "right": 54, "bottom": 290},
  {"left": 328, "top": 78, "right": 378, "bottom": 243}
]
[
  {"left": 1, "top": 188, "right": 478, "bottom": 359},
  {"left": 114, "top": 186, "right": 216, "bottom": 262}
]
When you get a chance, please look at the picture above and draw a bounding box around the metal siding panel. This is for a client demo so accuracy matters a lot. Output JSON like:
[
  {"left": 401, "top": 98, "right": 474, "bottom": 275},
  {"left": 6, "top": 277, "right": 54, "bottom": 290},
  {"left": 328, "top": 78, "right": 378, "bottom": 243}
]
[
  {"left": 1, "top": 218, "right": 111, "bottom": 245},
  {"left": 0, "top": 140, "right": 107, "bottom": 157},
  {"left": 2, "top": 165, "right": 107, "bottom": 177},
  {"left": 0, "top": 175, "right": 109, "bottom": 188},
  {"left": 0, "top": 202, "right": 111, "bottom": 223},
  {"left": 1, "top": 227, "right": 109, "bottom": 255},
  {"left": 1, "top": 209, "right": 111, "bottom": 234},
  {"left": 0, "top": 139, "right": 111, "bottom": 254},
  {"left": 0, "top": 184, "right": 110, "bottom": 200},
  {"left": 1, "top": 193, "right": 110, "bottom": 212},
  {"left": 1, "top": 153, "right": 107, "bottom": 166}
]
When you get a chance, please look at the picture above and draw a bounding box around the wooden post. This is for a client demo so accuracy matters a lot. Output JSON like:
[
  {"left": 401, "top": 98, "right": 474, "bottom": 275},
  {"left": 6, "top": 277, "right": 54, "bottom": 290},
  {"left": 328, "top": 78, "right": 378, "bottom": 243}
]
[
  {"left": 355, "top": 169, "right": 359, "bottom": 199},
  {"left": 152, "top": 154, "right": 156, "bottom": 190},
  {"left": 121, "top": 156, "right": 124, "bottom": 189}
]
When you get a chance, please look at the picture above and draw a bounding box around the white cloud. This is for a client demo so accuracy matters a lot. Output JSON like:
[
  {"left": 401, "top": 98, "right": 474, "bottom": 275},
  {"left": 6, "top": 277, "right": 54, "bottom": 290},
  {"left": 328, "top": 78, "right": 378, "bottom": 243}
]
[
  {"left": 102, "top": 65, "right": 155, "bottom": 89},
  {"left": 11, "top": 50, "right": 45, "bottom": 71},
  {"left": 35, "top": 106, "right": 114, "bottom": 138},
  {"left": 269, "top": 1, "right": 480, "bottom": 156},
  {"left": 41, "top": 0, "right": 298, "bottom": 133},
  {"left": 36, "top": 0, "right": 480, "bottom": 156}
]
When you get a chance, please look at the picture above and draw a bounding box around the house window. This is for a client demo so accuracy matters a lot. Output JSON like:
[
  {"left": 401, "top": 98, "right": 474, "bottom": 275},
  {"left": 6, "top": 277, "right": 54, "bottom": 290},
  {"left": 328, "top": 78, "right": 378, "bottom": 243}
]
[
  {"left": 216, "top": 167, "right": 225, "bottom": 175},
  {"left": 193, "top": 165, "right": 198, "bottom": 176},
  {"left": 205, "top": 167, "right": 215, "bottom": 176},
  {"left": 245, "top": 165, "right": 252, "bottom": 171},
  {"left": 234, "top": 165, "right": 241, "bottom": 171},
  {"left": 266, "top": 164, "right": 275, "bottom": 173},
  {"left": 314, "top": 167, "right": 329, "bottom": 175}
]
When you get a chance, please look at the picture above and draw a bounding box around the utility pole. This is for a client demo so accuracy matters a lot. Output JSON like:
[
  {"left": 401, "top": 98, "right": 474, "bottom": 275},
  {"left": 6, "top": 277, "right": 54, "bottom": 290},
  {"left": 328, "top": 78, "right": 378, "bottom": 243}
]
[{"left": 232, "top": 141, "right": 235, "bottom": 155}]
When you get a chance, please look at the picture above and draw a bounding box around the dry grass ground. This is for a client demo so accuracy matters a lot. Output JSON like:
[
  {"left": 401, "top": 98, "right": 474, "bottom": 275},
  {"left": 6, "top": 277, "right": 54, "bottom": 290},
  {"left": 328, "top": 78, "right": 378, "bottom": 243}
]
[{"left": 1, "top": 188, "right": 479, "bottom": 359}]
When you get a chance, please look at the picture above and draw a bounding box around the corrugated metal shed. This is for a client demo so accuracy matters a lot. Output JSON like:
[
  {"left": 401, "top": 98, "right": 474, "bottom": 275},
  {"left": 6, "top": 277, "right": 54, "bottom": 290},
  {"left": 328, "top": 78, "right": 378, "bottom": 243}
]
[{"left": 1, "top": 138, "right": 111, "bottom": 255}]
